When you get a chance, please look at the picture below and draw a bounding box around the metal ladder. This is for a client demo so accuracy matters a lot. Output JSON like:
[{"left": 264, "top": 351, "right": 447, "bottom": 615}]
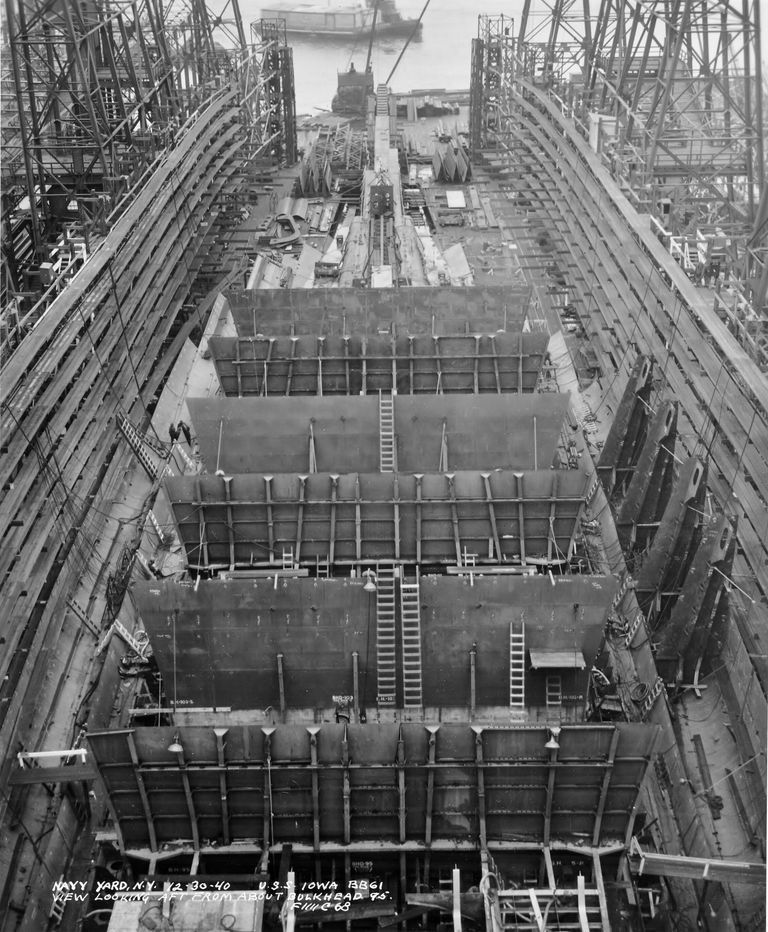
[
  {"left": 117, "top": 413, "right": 170, "bottom": 480},
  {"left": 98, "top": 620, "right": 151, "bottom": 659},
  {"left": 379, "top": 392, "right": 396, "bottom": 472},
  {"left": 146, "top": 509, "right": 171, "bottom": 546},
  {"left": 376, "top": 563, "right": 398, "bottom": 704},
  {"left": 509, "top": 621, "right": 526, "bottom": 710},
  {"left": 282, "top": 548, "right": 296, "bottom": 571},
  {"left": 546, "top": 674, "right": 562, "bottom": 708},
  {"left": 49, "top": 877, "right": 66, "bottom": 924},
  {"left": 376, "top": 84, "right": 389, "bottom": 115},
  {"left": 400, "top": 573, "right": 423, "bottom": 708}
]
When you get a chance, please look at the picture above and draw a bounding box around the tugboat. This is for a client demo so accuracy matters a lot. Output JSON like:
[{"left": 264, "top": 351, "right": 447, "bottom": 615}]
[{"left": 366, "top": 0, "right": 422, "bottom": 36}]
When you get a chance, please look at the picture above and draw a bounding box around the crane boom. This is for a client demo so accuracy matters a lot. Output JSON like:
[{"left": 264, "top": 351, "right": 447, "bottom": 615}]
[
  {"left": 385, "top": 0, "right": 432, "bottom": 86},
  {"left": 365, "top": 0, "right": 380, "bottom": 75}
]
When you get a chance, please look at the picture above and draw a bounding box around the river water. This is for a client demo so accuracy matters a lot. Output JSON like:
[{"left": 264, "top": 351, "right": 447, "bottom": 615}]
[{"left": 231, "top": 0, "right": 525, "bottom": 116}]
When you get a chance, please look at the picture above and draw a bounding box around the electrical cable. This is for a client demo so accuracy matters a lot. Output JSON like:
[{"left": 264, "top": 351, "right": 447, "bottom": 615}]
[
  {"left": 0, "top": 300, "right": 157, "bottom": 571},
  {"left": 12, "top": 464, "right": 179, "bottom": 537},
  {"left": 168, "top": 164, "right": 207, "bottom": 340},
  {"left": 656, "top": 289, "right": 686, "bottom": 402},
  {"left": 0, "top": 787, "right": 56, "bottom": 883},
  {"left": 588, "top": 271, "right": 653, "bottom": 419},
  {"left": 698, "top": 352, "right": 730, "bottom": 463},
  {"left": 1, "top": 408, "right": 103, "bottom": 582},
  {"left": 73, "top": 299, "right": 131, "bottom": 419},
  {"left": 106, "top": 260, "right": 162, "bottom": 441},
  {"left": 680, "top": 685, "right": 724, "bottom": 724},
  {"left": 1, "top": 410, "right": 172, "bottom": 549},
  {"left": 1, "top": 405, "right": 192, "bottom": 534}
]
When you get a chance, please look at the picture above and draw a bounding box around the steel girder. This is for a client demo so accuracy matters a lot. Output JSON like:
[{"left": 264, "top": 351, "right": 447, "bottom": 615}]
[
  {"left": 518, "top": 0, "right": 765, "bottom": 236},
  {"left": 516, "top": 1, "right": 764, "bottom": 309},
  {"left": 0, "top": 1, "right": 271, "bottom": 285}
]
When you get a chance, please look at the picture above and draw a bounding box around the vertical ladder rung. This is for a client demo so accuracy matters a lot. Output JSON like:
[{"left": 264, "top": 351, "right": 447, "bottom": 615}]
[
  {"left": 546, "top": 674, "right": 562, "bottom": 707},
  {"left": 376, "top": 563, "right": 397, "bottom": 704},
  {"left": 400, "top": 578, "right": 423, "bottom": 707},
  {"left": 510, "top": 621, "right": 526, "bottom": 710},
  {"left": 379, "top": 392, "right": 396, "bottom": 472}
]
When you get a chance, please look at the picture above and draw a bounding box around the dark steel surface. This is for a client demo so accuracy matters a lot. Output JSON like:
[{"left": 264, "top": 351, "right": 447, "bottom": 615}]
[
  {"left": 188, "top": 394, "right": 570, "bottom": 475},
  {"left": 226, "top": 284, "right": 533, "bottom": 337},
  {"left": 165, "top": 467, "right": 587, "bottom": 569},
  {"left": 87, "top": 720, "right": 658, "bottom": 850},
  {"left": 135, "top": 573, "right": 616, "bottom": 710},
  {"left": 208, "top": 332, "right": 548, "bottom": 396}
]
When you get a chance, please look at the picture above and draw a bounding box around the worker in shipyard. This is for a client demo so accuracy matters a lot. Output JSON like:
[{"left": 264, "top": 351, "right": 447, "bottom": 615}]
[{"left": 177, "top": 420, "right": 193, "bottom": 447}]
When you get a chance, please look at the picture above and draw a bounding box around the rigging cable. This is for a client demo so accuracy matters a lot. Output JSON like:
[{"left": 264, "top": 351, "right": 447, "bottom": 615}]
[{"left": 106, "top": 259, "right": 160, "bottom": 440}]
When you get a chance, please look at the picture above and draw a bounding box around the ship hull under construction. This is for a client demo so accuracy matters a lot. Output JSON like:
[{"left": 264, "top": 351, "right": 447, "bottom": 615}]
[{"left": 0, "top": 4, "right": 765, "bottom": 932}]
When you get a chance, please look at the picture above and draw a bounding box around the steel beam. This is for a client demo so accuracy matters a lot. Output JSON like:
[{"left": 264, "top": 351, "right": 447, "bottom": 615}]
[
  {"left": 591, "top": 729, "right": 619, "bottom": 846},
  {"left": 446, "top": 474, "right": 463, "bottom": 564},
  {"left": 653, "top": 514, "right": 735, "bottom": 683},
  {"left": 543, "top": 740, "right": 558, "bottom": 846},
  {"left": 515, "top": 473, "right": 527, "bottom": 566},
  {"left": 396, "top": 727, "right": 406, "bottom": 844},
  {"left": 616, "top": 401, "right": 678, "bottom": 551},
  {"left": 473, "top": 727, "right": 488, "bottom": 851},
  {"left": 596, "top": 356, "right": 653, "bottom": 495},
  {"left": 126, "top": 732, "right": 158, "bottom": 852},
  {"left": 629, "top": 838, "right": 766, "bottom": 885},
  {"left": 341, "top": 728, "right": 351, "bottom": 845},
  {"left": 214, "top": 728, "right": 231, "bottom": 846},
  {"left": 308, "top": 727, "right": 321, "bottom": 852},
  {"left": 635, "top": 456, "right": 706, "bottom": 615},
  {"left": 481, "top": 473, "right": 502, "bottom": 561}
]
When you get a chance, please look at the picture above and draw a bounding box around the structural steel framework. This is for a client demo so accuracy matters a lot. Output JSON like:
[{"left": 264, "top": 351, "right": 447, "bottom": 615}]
[
  {"left": 466, "top": 23, "right": 767, "bottom": 923},
  {"left": 2, "top": 0, "right": 234, "bottom": 279},
  {"left": 514, "top": 1, "right": 763, "bottom": 217},
  {"left": 134, "top": 573, "right": 614, "bottom": 712},
  {"left": 1, "top": 1, "right": 296, "bottom": 329},
  {"left": 0, "top": 90, "right": 262, "bottom": 836},
  {"left": 166, "top": 469, "right": 587, "bottom": 570},
  {"left": 469, "top": 14, "right": 517, "bottom": 153},
  {"left": 208, "top": 332, "right": 549, "bottom": 396},
  {"left": 250, "top": 19, "right": 297, "bottom": 166},
  {"left": 225, "top": 284, "right": 533, "bottom": 337},
  {"left": 469, "top": 9, "right": 768, "bottom": 594},
  {"left": 0, "top": 3, "right": 300, "bottom": 902},
  {"left": 87, "top": 723, "right": 660, "bottom": 852},
  {"left": 511, "top": 1, "right": 766, "bottom": 337}
]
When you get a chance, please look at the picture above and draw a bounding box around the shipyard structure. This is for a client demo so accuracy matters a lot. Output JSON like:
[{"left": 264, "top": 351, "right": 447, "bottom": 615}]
[{"left": 0, "top": 3, "right": 766, "bottom": 932}]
